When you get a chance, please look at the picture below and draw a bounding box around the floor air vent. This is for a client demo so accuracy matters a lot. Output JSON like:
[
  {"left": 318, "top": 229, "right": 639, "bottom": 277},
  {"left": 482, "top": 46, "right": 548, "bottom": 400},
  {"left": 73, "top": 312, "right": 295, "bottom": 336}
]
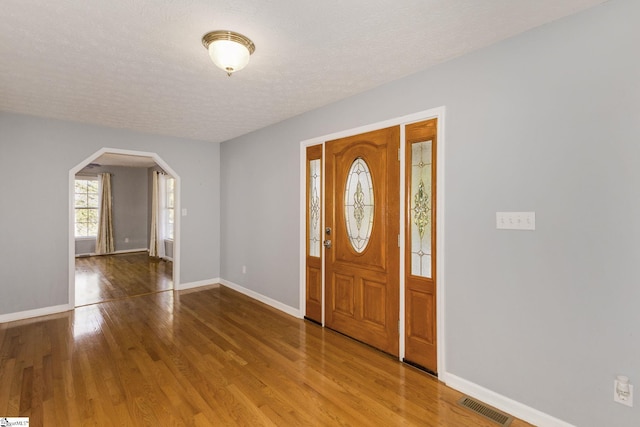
[{"left": 457, "top": 396, "right": 514, "bottom": 426}]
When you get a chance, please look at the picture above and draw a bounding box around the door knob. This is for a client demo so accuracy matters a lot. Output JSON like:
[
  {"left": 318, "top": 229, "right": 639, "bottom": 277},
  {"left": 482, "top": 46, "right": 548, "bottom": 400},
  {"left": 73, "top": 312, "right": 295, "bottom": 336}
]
[{"left": 323, "top": 240, "right": 332, "bottom": 249}]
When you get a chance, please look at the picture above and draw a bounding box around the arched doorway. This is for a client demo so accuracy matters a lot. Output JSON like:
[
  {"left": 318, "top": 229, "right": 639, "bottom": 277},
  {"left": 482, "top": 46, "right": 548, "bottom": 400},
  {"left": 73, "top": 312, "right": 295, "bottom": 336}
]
[{"left": 68, "top": 148, "right": 181, "bottom": 306}]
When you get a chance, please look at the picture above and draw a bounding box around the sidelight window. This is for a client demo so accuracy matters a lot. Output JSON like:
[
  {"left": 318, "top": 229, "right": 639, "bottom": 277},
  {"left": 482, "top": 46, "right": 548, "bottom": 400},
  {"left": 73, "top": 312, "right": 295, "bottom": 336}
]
[
  {"left": 410, "top": 141, "right": 433, "bottom": 277},
  {"left": 308, "top": 159, "right": 321, "bottom": 257}
]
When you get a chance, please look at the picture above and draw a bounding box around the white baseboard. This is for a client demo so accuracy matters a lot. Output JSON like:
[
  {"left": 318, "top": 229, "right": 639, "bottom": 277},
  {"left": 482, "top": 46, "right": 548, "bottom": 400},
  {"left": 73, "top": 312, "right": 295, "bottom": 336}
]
[
  {"left": 220, "top": 279, "right": 302, "bottom": 319},
  {"left": 176, "top": 278, "right": 221, "bottom": 291},
  {"left": 114, "top": 248, "right": 149, "bottom": 254},
  {"left": 443, "top": 373, "right": 574, "bottom": 427},
  {"left": 0, "top": 304, "right": 73, "bottom": 324},
  {"left": 75, "top": 248, "right": 149, "bottom": 258}
]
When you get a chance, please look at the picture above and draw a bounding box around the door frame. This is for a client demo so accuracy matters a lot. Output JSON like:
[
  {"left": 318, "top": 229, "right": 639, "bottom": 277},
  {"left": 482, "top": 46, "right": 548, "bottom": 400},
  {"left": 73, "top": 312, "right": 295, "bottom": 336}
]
[
  {"left": 298, "top": 106, "right": 446, "bottom": 372},
  {"left": 68, "top": 147, "right": 181, "bottom": 307}
]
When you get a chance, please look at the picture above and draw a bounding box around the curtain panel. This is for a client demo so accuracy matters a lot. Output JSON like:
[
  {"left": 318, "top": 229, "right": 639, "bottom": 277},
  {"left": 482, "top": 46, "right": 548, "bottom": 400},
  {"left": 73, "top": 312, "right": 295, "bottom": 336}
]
[
  {"left": 95, "top": 173, "right": 115, "bottom": 254},
  {"left": 149, "top": 171, "right": 167, "bottom": 258}
]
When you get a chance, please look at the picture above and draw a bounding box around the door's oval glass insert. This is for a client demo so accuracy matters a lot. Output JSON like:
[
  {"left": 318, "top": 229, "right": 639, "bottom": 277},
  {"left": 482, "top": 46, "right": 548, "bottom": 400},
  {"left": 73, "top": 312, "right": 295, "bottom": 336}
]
[
  {"left": 344, "top": 157, "right": 374, "bottom": 253},
  {"left": 410, "top": 140, "right": 432, "bottom": 277}
]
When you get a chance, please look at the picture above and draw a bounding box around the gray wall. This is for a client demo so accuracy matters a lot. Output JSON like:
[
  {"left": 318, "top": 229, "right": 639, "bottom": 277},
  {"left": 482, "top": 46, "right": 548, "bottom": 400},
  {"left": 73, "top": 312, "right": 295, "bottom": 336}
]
[
  {"left": 220, "top": 1, "right": 639, "bottom": 426},
  {"left": 0, "top": 114, "right": 221, "bottom": 312},
  {"left": 111, "top": 167, "right": 149, "bottom": 251},
  {"left": 76, "top": 166, "right": 149, "bottom": 255},
  {"left": 75, "top": 238, "right": 96, "bottom": 256}
]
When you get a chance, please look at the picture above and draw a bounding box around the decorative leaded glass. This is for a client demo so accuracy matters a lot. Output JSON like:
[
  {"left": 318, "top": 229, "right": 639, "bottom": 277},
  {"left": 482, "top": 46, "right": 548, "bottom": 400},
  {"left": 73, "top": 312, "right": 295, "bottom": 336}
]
[
  {"left": 411, "top": 141, "right": 432, "bottom": 277},
  {"left": 345, "top": 158, "right": 374, "bottom": 253},
  {"left": 309, "top": 159, "right": 321, "bottom": 257}
]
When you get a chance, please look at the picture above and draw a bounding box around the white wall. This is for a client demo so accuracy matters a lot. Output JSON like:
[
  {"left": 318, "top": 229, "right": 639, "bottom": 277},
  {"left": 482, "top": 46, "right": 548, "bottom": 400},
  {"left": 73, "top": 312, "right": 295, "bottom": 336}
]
[
  {"left": 0, "top": 114, "right": 221, "bottom": 313},
  {"left": 220, "top": 1, "right": 640, "bottom": 425}
]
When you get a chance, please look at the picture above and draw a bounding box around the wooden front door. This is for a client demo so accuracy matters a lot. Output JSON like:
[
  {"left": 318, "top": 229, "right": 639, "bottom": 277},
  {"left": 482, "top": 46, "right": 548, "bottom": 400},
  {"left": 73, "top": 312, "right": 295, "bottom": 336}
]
[
  {"left": 404, "top": 119, "right": 438, "bottom": 373},
  {"left": 324, "top": 126, "right": 400, "bottom": 356}
]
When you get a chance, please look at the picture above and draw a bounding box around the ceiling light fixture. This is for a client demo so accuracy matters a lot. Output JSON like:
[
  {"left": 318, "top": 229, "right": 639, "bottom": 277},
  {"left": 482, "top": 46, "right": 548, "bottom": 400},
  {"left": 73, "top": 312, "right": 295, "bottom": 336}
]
[{"left": 202, "top": 30, "right": 255, "bottom": 76}]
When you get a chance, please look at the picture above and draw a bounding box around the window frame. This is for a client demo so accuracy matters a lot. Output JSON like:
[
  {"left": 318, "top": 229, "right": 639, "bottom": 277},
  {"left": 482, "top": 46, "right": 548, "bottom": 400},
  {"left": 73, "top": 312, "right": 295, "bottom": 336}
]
[{"left": 164, "top": 176, "right": 175, "bottom": 241}]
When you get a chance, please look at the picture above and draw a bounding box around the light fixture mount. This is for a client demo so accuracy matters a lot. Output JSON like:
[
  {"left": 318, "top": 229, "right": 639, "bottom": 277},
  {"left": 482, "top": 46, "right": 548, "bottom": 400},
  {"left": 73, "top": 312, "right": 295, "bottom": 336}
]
[{"left": 202, "top": 30, "right": 255, "bottom": 76}]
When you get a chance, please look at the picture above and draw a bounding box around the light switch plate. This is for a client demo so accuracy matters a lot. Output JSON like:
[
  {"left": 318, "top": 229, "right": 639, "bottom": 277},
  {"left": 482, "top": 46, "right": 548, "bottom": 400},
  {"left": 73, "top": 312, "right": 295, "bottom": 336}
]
[{"left": 496, "top": 212, "right": 535, "bottom": 230}]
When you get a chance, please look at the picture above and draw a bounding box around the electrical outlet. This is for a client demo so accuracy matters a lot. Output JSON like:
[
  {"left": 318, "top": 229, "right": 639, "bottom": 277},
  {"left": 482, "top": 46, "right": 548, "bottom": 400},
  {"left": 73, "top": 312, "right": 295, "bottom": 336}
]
[
  {"left": 614, "top": 377, "right": 634, "bottom": 407},
  {"left": 242, "top": 265, "right": 247, "bottom": 274}
]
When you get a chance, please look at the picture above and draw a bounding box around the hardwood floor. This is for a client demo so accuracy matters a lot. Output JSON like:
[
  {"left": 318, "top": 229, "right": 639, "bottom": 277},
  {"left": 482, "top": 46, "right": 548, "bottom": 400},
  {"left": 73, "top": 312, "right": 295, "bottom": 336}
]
[
  {"left": 75, "top": 252, "right": 172, "bottom": 306},
  {"left": 0, "top": 286, "right": 532, "bottom": 426}
]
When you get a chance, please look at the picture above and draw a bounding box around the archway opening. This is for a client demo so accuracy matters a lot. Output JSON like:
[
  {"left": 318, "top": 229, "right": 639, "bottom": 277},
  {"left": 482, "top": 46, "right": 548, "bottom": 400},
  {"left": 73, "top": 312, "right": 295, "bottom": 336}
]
[{"left": 68, "top": 148, "right": 181, "bottom": 307}]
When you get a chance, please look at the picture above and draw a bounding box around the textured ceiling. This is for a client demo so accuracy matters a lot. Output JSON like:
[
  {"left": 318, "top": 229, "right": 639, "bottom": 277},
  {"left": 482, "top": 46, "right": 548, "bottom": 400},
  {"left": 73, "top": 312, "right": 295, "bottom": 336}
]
[{"left": 0, "top": 0, "right": 608, "bottom": 144}]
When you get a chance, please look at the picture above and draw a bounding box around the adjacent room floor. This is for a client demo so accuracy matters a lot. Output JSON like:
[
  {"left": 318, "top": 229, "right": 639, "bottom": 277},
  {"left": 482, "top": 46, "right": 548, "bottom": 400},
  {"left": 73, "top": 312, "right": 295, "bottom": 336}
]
[{"left": 75, "top": 251, "right": 172, "bottom": 306}]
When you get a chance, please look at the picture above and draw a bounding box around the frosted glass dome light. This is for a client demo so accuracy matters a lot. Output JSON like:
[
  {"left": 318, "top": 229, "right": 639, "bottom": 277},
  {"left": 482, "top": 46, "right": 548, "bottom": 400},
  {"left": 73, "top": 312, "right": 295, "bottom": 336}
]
[{"left": 202, "top": 31, "right": 255, "bottom": 76}]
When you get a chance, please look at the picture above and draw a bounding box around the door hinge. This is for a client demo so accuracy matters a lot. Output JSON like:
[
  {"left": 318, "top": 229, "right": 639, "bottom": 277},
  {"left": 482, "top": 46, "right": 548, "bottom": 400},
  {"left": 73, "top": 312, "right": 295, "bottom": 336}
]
[
  {"left": 398, "top": 320, "right": 401, "bottom": 332},
  {"left": 398, "top": 148, "right": 401, "bottom": 161},
  {"left": 398, "top": 234, "right": 401, "bottom": 247}
]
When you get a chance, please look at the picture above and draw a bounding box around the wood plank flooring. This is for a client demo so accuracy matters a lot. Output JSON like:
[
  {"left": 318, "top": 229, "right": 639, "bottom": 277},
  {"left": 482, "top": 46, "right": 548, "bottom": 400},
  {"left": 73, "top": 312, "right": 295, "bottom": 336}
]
[
  {"left": 0, "top": 286, "right": 533, "bottom": 426},
  {"left": 75, "top": 252, "right": 172, "bottom": 306}
]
